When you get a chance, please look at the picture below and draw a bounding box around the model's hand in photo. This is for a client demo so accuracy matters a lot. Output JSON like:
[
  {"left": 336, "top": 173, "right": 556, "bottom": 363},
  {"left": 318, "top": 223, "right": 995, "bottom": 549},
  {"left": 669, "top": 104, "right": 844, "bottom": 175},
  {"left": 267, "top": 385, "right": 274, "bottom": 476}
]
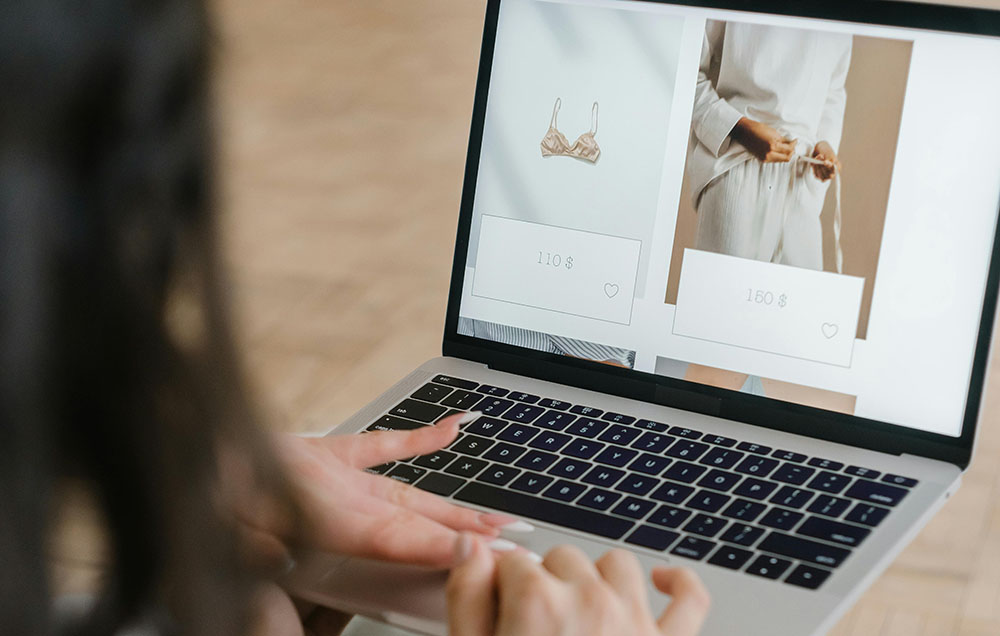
[
  {"left": 730, "top": 117, "right": 797, "bottom": 163},
  {"left": 811, "top": 141, "right": 842, "bottom": 182},
  {"left": 449, "top": 539, "right": 711, "bottom": 636}
]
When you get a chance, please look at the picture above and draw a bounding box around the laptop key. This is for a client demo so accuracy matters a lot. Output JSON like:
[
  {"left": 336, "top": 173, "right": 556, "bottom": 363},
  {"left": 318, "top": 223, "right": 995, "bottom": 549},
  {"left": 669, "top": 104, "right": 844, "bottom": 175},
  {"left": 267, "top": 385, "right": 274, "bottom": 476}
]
[
  {"left": 543, "top": 479, "right": 587, "bottom": 502},
  {"left": 785, "top": 564, "right": 833, "bottom": 590},
  {"left": 529, "top": 432, "right": 572, "bottom": 453},
  {"left": 632, "top": 432, "right": 674, "bottom": 453},
  {"left": 614, "top": 497, "right": 658, "bottom": 520},
  {"left": 720, "top": 523, "right": 764, "bottom": 547},
  {"left": 482, "top": 442, "right": 527, "bottom": 464},
  {"left": 664, "top": 461, "right": 707, "bottom": 484},
  {"left": 411, "top": 383, "right": 453, "bottom": 403},
  {"left": 629, "top": 453, "right": 672, "bottom": 476},
  {"left": 515, "top": 450, "right": 559, "bottom": 471},
  {"left": 700, "top": 448, "right": 744, "bottom": 469},
  {"left": 497, "top": 423, "right": 540, "bottom": 444},
  {"left": 368, "top": 415, "right": 425, "bottom": 432},
  {"left": 440, "top": 389, "right": 481, "bottom": 410},
  {"left": 509, "top": 472, "right": 553, "bottom": 494},
  {"left": 770, "top": 486, "right": 814, "bottom": 510},
  {"left": 451, "top": 435, "right": 495, "bottom": 457},
  {"left": 845, "top": 466, "right": 881, "bottom": 479},
  {"left": 650, "top": 482, "right": 695, "bottom": 505},
  {"left": 549, "top": 458, "right": 592, "bottom": 479},
  {"left": 797, "top": 516, "right": 871, "bottom": 548},
  {"left": 477, "top": 385, "right": 510, "bottom": 397},
  {"left": 734, "top": 456, "right": 779, "bottom": 478},
  {"left": 635, "top": 419, "right": 669, "bottom": 432},
  {"left": 563, "top": 439, "right": 604, "bottom": 460},
  {"left": 445, "top": 457, "right": 488, "bottom": 478},
  {"left": 509, "top": 392, "right": 540, "bottom": 404},
  {"left": 472, "top": 397, "right": 514, "bottom": 417},
  {"left": 772, "top": 463, "right": 816, "bottom": 485},
  {"left": 538, "top": 398, "right": 572, "bottom": 411},
  {"left": 807, "top": 471, "right": 852, "bottom": 494},
  {"left": 365, "top": 462, "right": 395, "bottom": 475},
  {"left": 566, "top": 418, "right": 608, "bottom": 438},
  {"left": 671, "top": 536, "right": 716, "bottom": 561},
  {"left": 594, "top": 446, "right": 639, "bottom": 468},
  {"left": 626, "top": 526, "right": 680, "bottom": 551},
  {"left": 808, "top": 495, "right": 852, "bottom": 518},
  {"left": 758, "top": 532, "right": 851, "bottom": 568},
  {"left": 772, "top": 450, "right": 807, "bottom": 463},
  {"left": 697, "top": 469, "right": 741, "bottom": 492},
  {"left": 845, "top": 503, "right": 891, "bottom": 527},
  {"left": 648, "top": 505, "right": 692, "bottom": 529},
  {"left": 503, "top": 404, "right": 545, "bottom": 424},
  {"left": 535, "top": 412, "right": 576, "bottom": 431},
  {"left": 570, "top": 405, "right": 603, "bottom": 417},
  {"left": 708, "top": 545, "right": 754, "bottom": 570},
  {"left": 844, "top": 479, "right": 908, "bottom": 507},
  {"left": 466, "top": 417, "right": 507, "bottom": 437},
  {"left": 688, "top": 490, "right": 731, "bottom": 514},
  {"left": 733, "top": 477, "right": 778, "bottom": 500},
  {"left": 599, "top": 425, "right": 642, "bottom": 446},
  {"left": 477, "top": 464, "right": 521, "bottom": 486},
  {"left": 578, "top": 488, "right": 622, "bottom": 511},
  {"left": 455, "top": 482, "right": 634, "bottom": 539},
  {"left": 582, "top": 466, "right": 626, "bottom": 488},
  {"left": 669, "top": 427, "right": 703, "bottom": 440},
  {"left": 745, "top": 554, "right": 792, "bottom": 580},
  {"left": 387, "top": 465, "right": 427, "bottom": 485},
  {"left": 602, "top": 412, "right": 636, "bottom": 425},
  {"left": 721, "top": 499, "right": 766, "bottom": 522},
  {"left": 882, "top": 474, "right": 919, "bottom": 488},
  {"left": 737, "top": 442, "right": 772, "bottom": 455},
  {"left": 687, "top": 515, "right": 730, "bottom": 542},
  {"left": 703, "top": 435, "right": 737, "bottom": 448},
  {"left": 414, "top": 450, "right": 458, "bottom": 470},
  {"left": 760, "top": 509, "right": 804, "bottom": 531},
  {"left": 431, "top": 375, "right": 478, "bottom": 390},
  {"left": 666, "top": 440, "right": 710, "bottom": 461},
  {"left": 615, "top": 474, "right": 660, "bottom": 496},
  {"left": 415, "top": 472, "right": 465, "bottom": 496},
  {"left": 808, "top": 457, "right": 845, "bottom": 471}
]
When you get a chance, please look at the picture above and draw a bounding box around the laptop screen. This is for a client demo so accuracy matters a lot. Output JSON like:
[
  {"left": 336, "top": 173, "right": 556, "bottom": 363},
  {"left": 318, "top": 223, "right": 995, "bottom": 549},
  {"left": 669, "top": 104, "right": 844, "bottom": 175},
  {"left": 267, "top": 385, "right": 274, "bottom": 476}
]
[{"left": 455, "top": 0, "right": 1000, "bottom": 439}]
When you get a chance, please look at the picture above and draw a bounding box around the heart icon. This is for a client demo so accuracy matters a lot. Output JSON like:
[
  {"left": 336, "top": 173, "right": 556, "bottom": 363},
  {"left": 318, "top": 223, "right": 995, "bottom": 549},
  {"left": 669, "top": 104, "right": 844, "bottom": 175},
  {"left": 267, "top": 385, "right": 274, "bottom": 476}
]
[
  {"left": 822, "top": 323, "right": 839, "bottom": 339},
  {"left": 604, "top": 283, "right": 620, "bottom": 299}
]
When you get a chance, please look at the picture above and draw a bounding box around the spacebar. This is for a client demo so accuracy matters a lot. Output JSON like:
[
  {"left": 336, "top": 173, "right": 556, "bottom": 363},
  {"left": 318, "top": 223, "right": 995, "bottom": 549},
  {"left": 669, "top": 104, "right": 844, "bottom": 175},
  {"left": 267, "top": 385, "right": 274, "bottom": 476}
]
[{"left": 454, "top": 482, "right": 635, "bottom": 540}]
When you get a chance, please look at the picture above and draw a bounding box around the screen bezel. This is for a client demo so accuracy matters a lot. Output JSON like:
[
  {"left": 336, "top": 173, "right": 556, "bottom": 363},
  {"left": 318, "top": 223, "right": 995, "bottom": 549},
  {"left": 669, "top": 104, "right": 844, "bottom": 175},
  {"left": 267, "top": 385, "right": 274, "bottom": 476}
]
[{"left": 443, "top": 0, "right": 1000, "bottom": 470}]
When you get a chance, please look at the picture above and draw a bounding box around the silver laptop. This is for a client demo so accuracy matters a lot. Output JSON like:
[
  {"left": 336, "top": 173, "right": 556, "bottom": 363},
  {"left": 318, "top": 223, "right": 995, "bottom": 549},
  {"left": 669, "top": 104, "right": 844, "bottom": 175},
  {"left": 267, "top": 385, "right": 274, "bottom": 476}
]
[{"left": 282, "top": 0, "right": 1000, "bottom": 634}]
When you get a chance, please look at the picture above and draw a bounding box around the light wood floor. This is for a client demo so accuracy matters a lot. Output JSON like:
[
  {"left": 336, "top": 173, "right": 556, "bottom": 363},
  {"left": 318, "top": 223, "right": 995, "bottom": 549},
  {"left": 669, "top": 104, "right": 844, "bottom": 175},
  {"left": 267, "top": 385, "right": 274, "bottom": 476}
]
[{"left": 58, "top": 1, "right": 1000, "bottom": 634}]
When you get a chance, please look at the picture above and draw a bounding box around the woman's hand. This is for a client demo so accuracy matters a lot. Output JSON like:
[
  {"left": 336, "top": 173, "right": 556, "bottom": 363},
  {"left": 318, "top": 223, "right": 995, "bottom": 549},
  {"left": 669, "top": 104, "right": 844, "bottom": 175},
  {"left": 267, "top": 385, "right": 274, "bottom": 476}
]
[
  {"left": 811, "top": 141, "right": 841, "bottom": 182},
  {"left": 448, "top": 535, "right": 711, "bottom": 636},
  {"left": 731, "top": 117, "right": 797, "bottom": 163}
]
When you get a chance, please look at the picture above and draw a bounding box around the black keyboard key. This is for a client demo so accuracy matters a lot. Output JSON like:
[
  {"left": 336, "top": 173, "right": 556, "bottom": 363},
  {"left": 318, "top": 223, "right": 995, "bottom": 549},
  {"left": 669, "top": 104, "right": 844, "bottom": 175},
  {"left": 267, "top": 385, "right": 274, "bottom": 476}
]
[
  {"left": 666, "top": 440, "right": 710, "bottom": 461},
  {"left": 700, "top": 448, "right": 745, "bottom": 469},
  {"left": 366, "top": 462, "right": 395, "bottom": 475},
  {"left": 785, "top": 564, "right": 832, "bottom": 590},
  {"left": 570, "top": 405, "right": 603, "bottom": 417},
  {"left": 594, "top": 446, "right": 638, "bottom": 468},
  {"left": 451, "top": 435, "right": 495, "bottom": 457},
  {"left": 671, "top": 536, "right": 716, "bottom": 561},
  {"left": 703, "top": 435, "right": 737, "bottom": 448},
  {"left": 772, "top": 449, "right": 807, "bottom": 463},
  {"left": 685, "top": 513, "right": 727, "bottom": 538},
  {"left": 497, "top": 423, "right": 540, "bottom": 444},
  {"left": 708, "top": 545, "right": 754, "bottom": 570},
  {"left": 632, "top": 432, "right": 674, "bottom": 453},
  {"left": 473, "top": 396, "right": 515, "bottom": 417},
  {"left": 543, "top": 479, "right": 587, "bottom": 502},
  {"left": 599, "top": 425, "right": 642, "bottom": 447},
  {"left": 445, "top": 457, "right": 488, "bottom": 478},
  {"left": 440, "top": 389, "right": 481, "bottom": 410},
  {"left": 502, "top": 404, "right": 545, "bottom": 424},
  {"left": 466, "top": 417, "right": 507, "bottom": 437},
  {"left": 477, "top": 384, "right": 509, "bottom": 397},
  {"left": 435, "top": 409, "right": 464, "bottom": 424},
  {"left": 845, "top": 503, "right": 891, "bottom": 527},
  {"left": 578, "top": 488, "right": 622, "bottom": 511},
  {"left": 389, "top": 399, "right": 449, "bottom": 423},
  {"left": 412, "top": 383, "right": 453, "bottom": 403},
  {"left": 737, "top": 442, "right": 772, "bottom": 455},
  {"left": 477, "top": 464, "right": 521, "bottom": 486},
  {"left": 482, "top": 442, "right": 527, "bottom": 464},
  {"left": 808, "top": 471, "right": 852, "bottom": 494},
  {"left": 563, "top": 439, "right": 604, "bottom": 460},
  {"left": 721, "top": 499, "right": 766, "bottom": 522},
  {"left": 669, "top": 427, "right": 703, "bottom": 440},
  {"left": 663, "top": 461, "right": 707, "bottom": 484},
  {"left": 529, "top": 432, "right": 572, "bottom": 453},
  {"left": 882, "top": 474, "right": 919, "bottom": 488},
  {"left": 549, "top": 458, "right": 591, "bottom": 479},
  {"left": 602, "top": 412, "right": 636, "bottom": 425},
  {"left": 626, "top": 526, "right": 680, "bottom": 551},
  {"left": 515, "top": 450, "right": 559, "bottom": 471},
  {"left": 697, "top": 469, "right": 741, "bottom": 492},
  {"left": 368, "top": 415, "right": 425, "bottom": 432},
  {"left": 387, "top": 465, "right": 427, "bottom": 485},
  {"left": 688, "top": 490, "right": 731, "bottom": 514},
  {"left": 845, "top": 466, "right": 881, "bottom": 479},
  {"left": 758, "top": 532, "right": 851, "bottom": 568},
  {"left": 538, "top": 398, "right": 572, "bottom": 411},
  {"left": 770, "top": 486, "right": 814, "bottom": 510},
  {"left": 635, "top": 419, "right": 669, "bottom": 432},
  {"left": 455, "top": 482, "right": 634, "bottom": 539},
  {"left": 772, "top": 463, "right": 816, "bottom": 485},
  {"left": 613, "top": 497, "right": 658, "bottom": 520},
  {"left": 844, "top": 479, "right": 908, "bottom": 507},
  {"left": 629, "top": 453, "right": 672, "bottom": 476},
  {"left": 760, "top": 509, "right": 804, "bottom": 531},
  {"left": 415, "top": 472, "right": 464, "bottom": 496},
  {"left": 509, "top": 472, "right": 553, "bottom": 494},
  {"left": 720, "top": 523, "right": 765, "bottom": 547},
  {"left": 648, "top": 505, "right": 692, "bottom": 529},
  {"left": 509, "top": 392, "right": 540, "bottom": 404},
  {"left": 566, "top": 418, "right": 608, "bottom": 439},
  {"left": 432, "top": 375, "right": 478, "bottom": 390},
  {"left": 535, "top": 412, "right": 576, "bottom": 431},
  {"left": 650, "top": 482, "right": 695, "bottom": 505},
  {"left": 798, "top": 516, "right": 871, "bottom": 548},
  {"left": 746, "top": 554, "right": 792, "bottom": 580},
  {"left": 413, "top": 450, "right": 458, "bottom": 470},
  {"left": 808, "top": 495, "right": 852, "bottom": 518},
  {"left": 582, "top": 466, "right": 626, "bottom": 488},
  {"left": 808, "top": 457, "right": 845, "bottom": 471},
  {"left": 734, "top": 456, "right": 779, "bottom": 478},
  {"left": 733, "top": 477, "right": 778, "bottom": 500},
  {"left": 615, "top": 474, "right": 660, "bottom": 496}
]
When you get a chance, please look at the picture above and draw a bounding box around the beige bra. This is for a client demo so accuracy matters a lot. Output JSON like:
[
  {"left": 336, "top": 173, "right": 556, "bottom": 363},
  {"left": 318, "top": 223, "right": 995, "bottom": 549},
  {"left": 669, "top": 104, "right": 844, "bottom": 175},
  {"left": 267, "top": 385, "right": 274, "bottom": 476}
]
[{"left": 541, "top": 98, "right": 601, "bottom": 163}]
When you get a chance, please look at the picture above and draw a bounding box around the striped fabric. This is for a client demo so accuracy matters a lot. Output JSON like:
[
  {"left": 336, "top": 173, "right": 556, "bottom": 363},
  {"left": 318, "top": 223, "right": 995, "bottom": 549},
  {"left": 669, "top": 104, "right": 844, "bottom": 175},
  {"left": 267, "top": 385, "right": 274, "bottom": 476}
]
[{"left": 458, "top": 318, "right": 636, "bottom": 369}]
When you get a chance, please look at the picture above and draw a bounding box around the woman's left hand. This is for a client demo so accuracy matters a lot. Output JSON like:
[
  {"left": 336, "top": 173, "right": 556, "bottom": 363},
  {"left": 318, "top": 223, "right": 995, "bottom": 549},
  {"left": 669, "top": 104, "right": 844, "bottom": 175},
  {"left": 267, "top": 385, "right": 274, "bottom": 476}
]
[{"left": 812, "top": 141, "right": 842, "bottom": 182}]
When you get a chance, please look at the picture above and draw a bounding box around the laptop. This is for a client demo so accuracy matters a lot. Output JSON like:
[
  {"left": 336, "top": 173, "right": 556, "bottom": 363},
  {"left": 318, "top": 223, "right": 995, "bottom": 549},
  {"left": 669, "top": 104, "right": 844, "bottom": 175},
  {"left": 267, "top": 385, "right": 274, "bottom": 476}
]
[{"left": 281, "top": 1, "right": 1000, "bottom": 634}]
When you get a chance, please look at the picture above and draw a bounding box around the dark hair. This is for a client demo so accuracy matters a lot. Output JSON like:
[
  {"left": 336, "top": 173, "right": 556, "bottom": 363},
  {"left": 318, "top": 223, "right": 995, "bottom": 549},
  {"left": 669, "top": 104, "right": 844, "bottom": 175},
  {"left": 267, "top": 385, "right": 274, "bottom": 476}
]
[{"left": 0, "top": 1, "right": 293, "bottom": 634}]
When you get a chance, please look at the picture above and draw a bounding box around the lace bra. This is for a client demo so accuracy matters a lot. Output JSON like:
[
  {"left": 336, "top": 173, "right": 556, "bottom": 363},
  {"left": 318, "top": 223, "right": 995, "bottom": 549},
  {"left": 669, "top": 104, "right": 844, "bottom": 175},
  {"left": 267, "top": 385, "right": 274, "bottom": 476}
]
[{"left": 540, "top": 98, "right": 601, "bottom": 163}]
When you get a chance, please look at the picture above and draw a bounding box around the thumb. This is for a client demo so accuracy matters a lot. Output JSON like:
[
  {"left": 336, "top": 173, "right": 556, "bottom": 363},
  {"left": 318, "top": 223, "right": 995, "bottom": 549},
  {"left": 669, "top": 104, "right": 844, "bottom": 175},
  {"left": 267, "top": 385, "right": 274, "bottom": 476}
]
[
  {"left": 447, "top": 534, "right": 497, "bottom": 636},
  {"left": 653, "top": 567, "right": 711, "bottom": 636}
]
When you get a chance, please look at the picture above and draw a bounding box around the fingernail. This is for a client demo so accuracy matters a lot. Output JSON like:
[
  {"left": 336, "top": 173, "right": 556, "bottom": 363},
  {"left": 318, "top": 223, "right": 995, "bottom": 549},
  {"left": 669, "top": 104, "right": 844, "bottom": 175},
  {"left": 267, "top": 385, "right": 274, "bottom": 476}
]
[
  {"left": 488, "top": 538, "right": 518, "bottom": 552},
  {"left": 454, "top": 533, "right": 476, "bottom": 565},
  {"left": 479, "top": 513, "right": 534, "bottom": 533},
  {"left": 453, "top": 412, "right": 482, "bottom": 426},
  {"left": 526, "top": 551, "right": 544, "bottom": 563}
]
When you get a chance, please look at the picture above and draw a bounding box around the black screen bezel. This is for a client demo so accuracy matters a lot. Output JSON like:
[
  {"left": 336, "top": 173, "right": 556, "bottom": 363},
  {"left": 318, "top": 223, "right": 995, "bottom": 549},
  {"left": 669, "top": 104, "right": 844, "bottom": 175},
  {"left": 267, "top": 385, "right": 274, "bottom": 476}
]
[{"left": 443, "top": 0, "right": 1000, "bottom": 470}]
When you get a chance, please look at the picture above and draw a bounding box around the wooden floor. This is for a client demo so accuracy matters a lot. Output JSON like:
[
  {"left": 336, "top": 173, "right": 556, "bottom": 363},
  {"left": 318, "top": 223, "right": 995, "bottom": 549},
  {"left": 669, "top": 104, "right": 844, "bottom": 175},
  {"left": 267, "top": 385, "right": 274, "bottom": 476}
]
[{"left": 101, "top": 0, "right": 1000, "bottom": 633}]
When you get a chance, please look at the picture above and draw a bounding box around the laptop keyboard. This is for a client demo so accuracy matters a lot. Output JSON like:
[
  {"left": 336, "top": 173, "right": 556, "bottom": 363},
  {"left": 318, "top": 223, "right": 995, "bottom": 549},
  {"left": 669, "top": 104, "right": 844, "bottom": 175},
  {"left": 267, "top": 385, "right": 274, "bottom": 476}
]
[{"left": 365, "top": 375, "right": 918, "bottom": 591}]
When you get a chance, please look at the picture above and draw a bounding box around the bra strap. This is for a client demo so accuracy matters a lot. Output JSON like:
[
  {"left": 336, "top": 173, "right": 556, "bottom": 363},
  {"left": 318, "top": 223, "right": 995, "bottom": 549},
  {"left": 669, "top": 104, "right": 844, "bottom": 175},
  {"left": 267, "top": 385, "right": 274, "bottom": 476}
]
[
  {"left": 550, "top": 98, "right": 562, "bottom": 129},
  {"left": 591, "top": 101, "right": 599, "bottom": 135}
]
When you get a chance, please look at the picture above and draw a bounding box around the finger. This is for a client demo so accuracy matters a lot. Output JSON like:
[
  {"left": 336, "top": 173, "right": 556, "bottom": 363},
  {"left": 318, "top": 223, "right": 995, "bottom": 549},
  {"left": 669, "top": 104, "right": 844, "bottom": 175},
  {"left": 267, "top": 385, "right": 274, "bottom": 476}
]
[
  {"left": 653, "top": 568, "right": 711, "bottom": 636},
  {"left": 239, "top": 524, "right": 292, "bottom": 572},
  {"left": 543, "top": 545, "right": 601, "bottom": 583},
  {"left": 302, "top": 608, "right": 354, "bottom": 636},
  {"left": 595, "top": 550, "right": 648, "bottom": 605},
  {"left": 252, "top": 583, "right": 305, "bottom": 636},
  {"left": 334, "top": 413, "right": 474, "bottom": 468},
  {"left": 447, "top": 534, "right": 498, "bottom": 636},
  {"left": 361, "top": 471, "right": 502, "bottom": 535}
]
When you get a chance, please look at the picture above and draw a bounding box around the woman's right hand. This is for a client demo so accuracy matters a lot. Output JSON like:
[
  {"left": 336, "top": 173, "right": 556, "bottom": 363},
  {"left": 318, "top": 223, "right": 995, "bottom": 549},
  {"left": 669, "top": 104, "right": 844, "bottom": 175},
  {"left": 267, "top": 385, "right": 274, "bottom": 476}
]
[
  {"left": 447, "top": 535, "right": 710, "bottom": 636},
  {"left": 731, "top": 117, "right": 797, "bottom": 163}
]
